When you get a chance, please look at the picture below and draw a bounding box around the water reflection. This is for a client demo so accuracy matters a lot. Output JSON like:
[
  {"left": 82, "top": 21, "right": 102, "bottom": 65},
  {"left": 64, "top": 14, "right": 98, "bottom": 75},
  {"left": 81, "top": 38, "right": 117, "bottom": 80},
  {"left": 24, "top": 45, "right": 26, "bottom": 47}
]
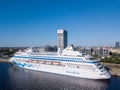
[{"left": 0, "top": 63, "right": 114, "bottom": 90}]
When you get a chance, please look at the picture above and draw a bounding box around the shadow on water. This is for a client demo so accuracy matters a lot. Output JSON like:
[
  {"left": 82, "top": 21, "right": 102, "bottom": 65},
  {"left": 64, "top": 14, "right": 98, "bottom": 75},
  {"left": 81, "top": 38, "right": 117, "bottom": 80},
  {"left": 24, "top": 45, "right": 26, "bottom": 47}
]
[{"left": 0, "top": 62, "right": 118, "bottom": 90}]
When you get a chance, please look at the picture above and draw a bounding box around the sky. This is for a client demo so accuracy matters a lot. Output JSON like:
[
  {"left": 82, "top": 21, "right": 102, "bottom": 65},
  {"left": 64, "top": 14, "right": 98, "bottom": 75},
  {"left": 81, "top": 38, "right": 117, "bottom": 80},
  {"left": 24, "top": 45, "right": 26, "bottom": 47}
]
[{"left": 0, "top": 0, "right": 120, "bottom": 47}]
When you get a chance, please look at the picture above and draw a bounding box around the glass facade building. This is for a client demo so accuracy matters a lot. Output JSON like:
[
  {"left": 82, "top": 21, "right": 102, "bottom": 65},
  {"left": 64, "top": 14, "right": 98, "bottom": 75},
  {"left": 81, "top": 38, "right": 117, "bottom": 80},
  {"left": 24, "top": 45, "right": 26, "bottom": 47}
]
[
  {"left": 115, "top": 42, "right": 120, "bottom": 48},
  {"left": 57, "top": 29, "right": 67, "bottom": 50}
]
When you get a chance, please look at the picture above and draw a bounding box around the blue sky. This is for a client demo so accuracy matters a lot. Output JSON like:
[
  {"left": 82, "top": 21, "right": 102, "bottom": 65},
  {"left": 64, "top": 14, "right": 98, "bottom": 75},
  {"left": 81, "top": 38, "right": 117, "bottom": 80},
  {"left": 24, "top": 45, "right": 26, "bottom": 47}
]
[{"left": 0, "top": 0, "right": 120, "bottom": 47}]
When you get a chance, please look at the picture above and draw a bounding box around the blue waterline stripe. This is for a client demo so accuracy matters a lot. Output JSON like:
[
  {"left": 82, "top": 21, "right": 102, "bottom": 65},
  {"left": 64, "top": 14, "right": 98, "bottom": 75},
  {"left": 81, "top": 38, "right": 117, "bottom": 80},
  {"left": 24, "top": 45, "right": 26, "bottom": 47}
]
[{"left": 13, "top": 56, "right": 98, "bottom": 64}]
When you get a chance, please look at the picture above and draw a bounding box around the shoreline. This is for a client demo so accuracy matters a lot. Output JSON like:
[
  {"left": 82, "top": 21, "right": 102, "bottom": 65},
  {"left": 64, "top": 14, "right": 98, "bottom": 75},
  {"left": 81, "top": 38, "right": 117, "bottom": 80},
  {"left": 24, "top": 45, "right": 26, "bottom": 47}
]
[
  {"left": 101, "top": 62, "right": 120, "bottom": 77},
  {"left": 0, "top": 58, "right": 11, "bottom": 63},
  {"left": 0, "top": 59, "right": 120, "bottom": 77}
]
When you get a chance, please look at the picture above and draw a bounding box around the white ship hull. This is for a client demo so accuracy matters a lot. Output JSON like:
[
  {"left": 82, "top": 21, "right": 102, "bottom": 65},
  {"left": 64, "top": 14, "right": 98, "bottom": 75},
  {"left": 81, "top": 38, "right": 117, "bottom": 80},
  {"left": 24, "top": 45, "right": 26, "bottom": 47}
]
[{"left": 12, "top": 60, "right": 111, "bottom": 79}]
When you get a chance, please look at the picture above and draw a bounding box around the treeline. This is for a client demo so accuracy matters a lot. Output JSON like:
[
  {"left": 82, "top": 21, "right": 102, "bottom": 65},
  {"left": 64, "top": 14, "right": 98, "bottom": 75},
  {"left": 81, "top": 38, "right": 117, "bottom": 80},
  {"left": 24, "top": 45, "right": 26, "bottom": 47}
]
[
  {"left": 101, "top": 53, "right": 120, "bottom": 64},
  {"left": 0, "top": 48, "right": 18, "bottom": 59}
]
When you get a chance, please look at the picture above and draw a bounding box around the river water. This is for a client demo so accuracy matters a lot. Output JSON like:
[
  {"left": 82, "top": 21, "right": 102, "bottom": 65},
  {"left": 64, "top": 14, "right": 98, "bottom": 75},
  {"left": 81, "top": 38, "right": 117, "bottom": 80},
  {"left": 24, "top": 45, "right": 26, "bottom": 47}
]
[{"left": 0, "top": 62, "right": 120, "bottom": 90}]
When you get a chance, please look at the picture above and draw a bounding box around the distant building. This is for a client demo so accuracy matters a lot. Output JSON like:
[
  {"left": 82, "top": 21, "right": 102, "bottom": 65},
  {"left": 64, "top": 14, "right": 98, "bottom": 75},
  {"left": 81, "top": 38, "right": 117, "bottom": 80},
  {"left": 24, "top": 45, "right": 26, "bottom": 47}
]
[
  {"left": 93, "top": 47, "right": 101, "bottom": 56},
  {"left": 115, "top": 42, "right": 120, "bottom": 48},
  {"left": 109, "top": 48, "right": 120, "bottom": 54},
  {"left": 101, "top": 47, "right": 110, "bottom": 56},
  {"left": 57, "top": 29, "right": 67, "bottom": 50},
  {"left": 75, "top": 46, "right": 110, "bottom": 56},
  {"left": 93, "top": 47, "right": 110, "bottom": 56},
  {"left": 84, "top": 47, "right": 92, "bottom": 55}
]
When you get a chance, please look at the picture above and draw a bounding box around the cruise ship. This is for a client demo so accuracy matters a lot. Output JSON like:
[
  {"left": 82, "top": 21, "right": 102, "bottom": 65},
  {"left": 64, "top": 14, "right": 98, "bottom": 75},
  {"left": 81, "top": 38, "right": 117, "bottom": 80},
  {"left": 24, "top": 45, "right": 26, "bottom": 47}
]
[{"left": 10, "top": 46, "right": 111, "bottom": 79}]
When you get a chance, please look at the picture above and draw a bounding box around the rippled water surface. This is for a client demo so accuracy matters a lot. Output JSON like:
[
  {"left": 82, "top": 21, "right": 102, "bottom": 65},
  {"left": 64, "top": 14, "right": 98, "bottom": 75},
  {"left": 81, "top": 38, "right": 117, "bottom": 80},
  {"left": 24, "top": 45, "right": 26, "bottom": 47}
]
[{"left": 0, "top": 62, "right": 120, "bottom": 90}]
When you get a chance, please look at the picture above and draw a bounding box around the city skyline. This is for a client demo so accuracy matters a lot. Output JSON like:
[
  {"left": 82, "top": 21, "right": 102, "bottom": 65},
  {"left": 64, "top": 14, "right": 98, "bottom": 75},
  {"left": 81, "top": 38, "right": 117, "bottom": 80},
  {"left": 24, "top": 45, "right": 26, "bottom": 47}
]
[{"left": 0, "top": 0, "right": 120, "bottom": 47}]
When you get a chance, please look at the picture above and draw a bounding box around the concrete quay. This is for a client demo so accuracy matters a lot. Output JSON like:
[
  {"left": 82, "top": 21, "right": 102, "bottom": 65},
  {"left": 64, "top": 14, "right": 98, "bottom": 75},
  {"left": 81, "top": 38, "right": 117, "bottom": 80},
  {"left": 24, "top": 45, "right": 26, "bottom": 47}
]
[{"left": 101, "top": 62, "right": 120, "bottom": 77}]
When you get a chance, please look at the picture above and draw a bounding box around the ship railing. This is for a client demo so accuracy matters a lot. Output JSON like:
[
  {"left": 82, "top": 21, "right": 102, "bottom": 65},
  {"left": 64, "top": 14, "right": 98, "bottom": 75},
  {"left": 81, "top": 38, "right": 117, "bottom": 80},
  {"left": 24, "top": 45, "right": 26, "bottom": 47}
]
[{"left": 29, "top": 52, "right": 58, "bottom": 55}]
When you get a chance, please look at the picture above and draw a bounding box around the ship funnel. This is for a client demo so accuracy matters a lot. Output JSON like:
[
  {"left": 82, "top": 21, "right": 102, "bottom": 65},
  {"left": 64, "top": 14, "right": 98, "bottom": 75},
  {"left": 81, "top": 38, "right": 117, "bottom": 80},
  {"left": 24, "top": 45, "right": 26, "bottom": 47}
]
[{"left": 57, "top": 48, "right": 61, "bottom": 56}]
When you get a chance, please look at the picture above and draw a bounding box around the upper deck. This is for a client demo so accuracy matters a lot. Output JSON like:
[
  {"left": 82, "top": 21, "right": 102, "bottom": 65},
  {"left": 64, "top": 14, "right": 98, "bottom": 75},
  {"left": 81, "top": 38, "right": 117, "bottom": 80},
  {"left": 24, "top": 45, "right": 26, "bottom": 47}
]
[{"left": 13, "top": 46, "right": 100, "bottom": 64}]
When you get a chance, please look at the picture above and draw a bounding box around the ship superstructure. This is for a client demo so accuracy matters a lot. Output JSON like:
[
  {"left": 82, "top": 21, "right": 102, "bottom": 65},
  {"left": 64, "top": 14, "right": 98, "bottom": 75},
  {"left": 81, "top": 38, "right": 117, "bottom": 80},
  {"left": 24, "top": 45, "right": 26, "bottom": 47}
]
[{"left": 10, "top": 46, "right": 111, "bottom": 79}]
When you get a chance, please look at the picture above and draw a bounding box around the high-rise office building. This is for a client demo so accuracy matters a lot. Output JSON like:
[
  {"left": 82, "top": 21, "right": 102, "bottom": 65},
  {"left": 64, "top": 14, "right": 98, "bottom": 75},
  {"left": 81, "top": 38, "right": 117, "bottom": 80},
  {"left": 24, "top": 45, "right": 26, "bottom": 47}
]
[
  {"left": 115, "top": 42, "right": 120, "bottom": 48},
  {"left": 57, "top": 29, "right": 67, "bottom": 50}
]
